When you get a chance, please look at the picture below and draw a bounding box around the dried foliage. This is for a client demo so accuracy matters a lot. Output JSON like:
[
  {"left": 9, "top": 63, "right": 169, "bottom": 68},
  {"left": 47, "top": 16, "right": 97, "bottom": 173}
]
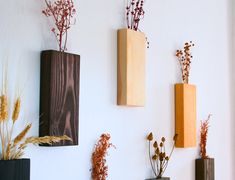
[
  {"left": 0, "top": 68, "right": 72, "bottom": 160},
  {"left": 147, "top": 132, "right": 178, "bottom": 178},
  {"left": 175, "top": 41, "right": 195, "bottom": 84},
  {"left": 91, "top": 134, "right": 115, "bottom": 180},
  {"left": 42, "top": 0, "right": 76, "bottom": 52},
  {"left": 199, "top": 115, "right": 211, "bottom": 159},
  {"left": 126, "top": 0, "right": 146, "bottom": 31},
  {"left": 125, "top": 0, "right": 149, "bottom": 48}
]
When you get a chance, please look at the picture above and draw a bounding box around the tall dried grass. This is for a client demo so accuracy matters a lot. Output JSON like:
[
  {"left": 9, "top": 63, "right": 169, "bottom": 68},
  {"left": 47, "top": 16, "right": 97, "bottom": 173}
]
[{"left": 0, "top": 75, "right": 72, "bottom": 160}]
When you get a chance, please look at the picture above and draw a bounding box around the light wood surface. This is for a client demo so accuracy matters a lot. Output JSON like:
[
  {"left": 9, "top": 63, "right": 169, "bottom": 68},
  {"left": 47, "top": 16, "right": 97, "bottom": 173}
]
[
  {"left": 117, "top": 29, "right": 146, "bottom": 106},
  {"left": 175, "top": 83, "right": 196, "bottom": 148}
]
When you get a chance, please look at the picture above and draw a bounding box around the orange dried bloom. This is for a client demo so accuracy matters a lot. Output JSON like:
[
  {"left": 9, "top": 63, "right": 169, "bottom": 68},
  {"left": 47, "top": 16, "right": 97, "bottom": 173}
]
[
  {"left": 200, "top": 115, "right": 211, "bottom": 159},
  {"left": 91, "top": 134, "right": 115, "bottom": 180}
]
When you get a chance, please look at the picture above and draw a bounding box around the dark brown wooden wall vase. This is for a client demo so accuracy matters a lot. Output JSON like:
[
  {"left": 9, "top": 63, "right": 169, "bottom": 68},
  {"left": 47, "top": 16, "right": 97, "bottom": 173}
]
[
  {"left": 196, "top": 158, "right": 214, "bottom": 180},
  {"left": 40, "top": 50, "right": 80, "bottom": 146}
]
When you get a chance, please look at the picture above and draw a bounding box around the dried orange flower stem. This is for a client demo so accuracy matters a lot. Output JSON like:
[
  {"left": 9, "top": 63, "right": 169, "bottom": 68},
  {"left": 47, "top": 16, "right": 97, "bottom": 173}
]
[
  {"left": 91, "top": 133, "right": 115, "bottom": 180},
  {"left": 200, "top": 114, "right": 211, "bottom": 159}
]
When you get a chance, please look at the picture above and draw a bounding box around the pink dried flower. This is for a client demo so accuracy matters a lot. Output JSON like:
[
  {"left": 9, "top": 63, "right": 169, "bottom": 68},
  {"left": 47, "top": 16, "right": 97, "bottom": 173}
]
[{"left": 42, "top": 0, "right": 77, "bottom": 52}]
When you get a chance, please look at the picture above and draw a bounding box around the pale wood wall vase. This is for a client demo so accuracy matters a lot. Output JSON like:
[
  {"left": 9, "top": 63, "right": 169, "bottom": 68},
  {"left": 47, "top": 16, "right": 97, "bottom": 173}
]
[
  {"left": 175, "top": 83, "right": 196, "bottom": 148},
  {"left": 40, "top": 50, "right": 80, "bottom": 146},
  {"left": 117, "top": 28, "right": 146, "bottom": 106}
]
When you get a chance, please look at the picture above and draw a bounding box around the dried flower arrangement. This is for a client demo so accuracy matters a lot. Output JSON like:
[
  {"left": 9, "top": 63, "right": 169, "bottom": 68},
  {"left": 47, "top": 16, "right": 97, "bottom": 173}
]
[
  {"left": 175, "top": 41, "right": 195, "bottom": 84},
  {"left": 147, "top": 132, "right": 178, "bottom": 179},
  {"left": 126, "top": 0, "right": 146, "bottom": 31},
  {"left": 0, "top": 73, "right": 71, "bottom": 160},
  {"left": 91, "top": 134, "right": 115, "bottom": 180},
  {"left": 42, "top": 0, "right": 76, "bottom": 52},
  {"left": 199, "top": 115, "right": 211, "bottom": 159},
  {"left": 125, "top": 0, "right": 149, "bottom": 48}
]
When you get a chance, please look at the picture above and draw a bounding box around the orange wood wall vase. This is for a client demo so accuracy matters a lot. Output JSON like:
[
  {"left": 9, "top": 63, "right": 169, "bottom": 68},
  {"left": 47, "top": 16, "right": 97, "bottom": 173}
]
[
  {"left": 117, "top": 29, "right": 146, "bottom": 106},
  {"left": 175, "top": 83, "right": 196, "bottom": 148}
]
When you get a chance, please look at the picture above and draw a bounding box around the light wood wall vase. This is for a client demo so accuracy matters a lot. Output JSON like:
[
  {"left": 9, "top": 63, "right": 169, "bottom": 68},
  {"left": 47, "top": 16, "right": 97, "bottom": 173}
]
[
  {"left": 175, "top": 83, "right": 196, "bottom": 148},
  {"left": 117, "top": 28, "right": 146, "bottom": 106},
  {"left": 40, "top": 50, "right": 80, "bottom": 146}
]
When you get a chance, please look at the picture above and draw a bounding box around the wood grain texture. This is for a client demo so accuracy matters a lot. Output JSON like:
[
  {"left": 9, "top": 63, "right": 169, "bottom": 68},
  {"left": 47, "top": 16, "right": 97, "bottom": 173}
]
[
  {"left": 40, "top": 50, "right": 80, "bottom": 146},
  {"left": 196, "top": 158, "right": 214, "bottom": 180},
  {"left": 117, "top": 29, "right": 146, "bottom": 106},
  {"left": 175, "top": 83, "right": 196, "bottom": 148}
]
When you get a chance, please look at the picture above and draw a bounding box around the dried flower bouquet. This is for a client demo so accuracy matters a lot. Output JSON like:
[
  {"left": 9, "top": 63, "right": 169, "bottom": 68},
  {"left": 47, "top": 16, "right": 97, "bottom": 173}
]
[
  {"left": 175, "top": 41, "right": 195, "bottom": 84},
  {"left": 0, "top": 74, "right": 71, "bottom": 160},
  {"left": 147, "top": 133, "right": 178, "bottom": 179},
  {"left": 42, "top": 0, "right": 76, "bottom": 52}
]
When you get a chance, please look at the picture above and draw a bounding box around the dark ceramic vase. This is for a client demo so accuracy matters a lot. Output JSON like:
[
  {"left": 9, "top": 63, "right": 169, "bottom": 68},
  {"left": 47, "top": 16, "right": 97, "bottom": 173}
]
[
  {"left": 195, "top": 158, "right": 214, "bottom": 180},
  {"left": 0, "top": 159, "right": 30, "bottom": 180}
]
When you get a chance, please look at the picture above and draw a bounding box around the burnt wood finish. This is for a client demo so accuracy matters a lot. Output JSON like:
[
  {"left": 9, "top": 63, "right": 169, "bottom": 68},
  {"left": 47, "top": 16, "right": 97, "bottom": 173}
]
[
  {"left": 0, "top": 159, "right": 30, "bottom": 180},
  {"left": 196, "top": 158, "right": 214, "bottom": 180},
  {"left": 40, "top": 50, "right": 80, "bottom": 146}
]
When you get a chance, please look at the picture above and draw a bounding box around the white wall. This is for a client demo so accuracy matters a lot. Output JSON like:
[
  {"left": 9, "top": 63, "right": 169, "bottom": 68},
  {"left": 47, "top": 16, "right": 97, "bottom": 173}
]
[{"left": 0, "top": 0, "right": 233, "bottom": 179}]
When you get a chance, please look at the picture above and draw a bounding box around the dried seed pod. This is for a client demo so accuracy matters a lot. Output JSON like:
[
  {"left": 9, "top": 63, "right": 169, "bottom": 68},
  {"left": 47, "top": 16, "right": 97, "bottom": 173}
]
[
  {"left": 173, "top": 134, "right": 178, "bottom": 141},
  {"left": 152, "top": 155, "right": 157, "bottom": 160},
  {"left": 147, "top": 132, "right": 153, "bottom": 141},
  {"left": 155, "top": 148, "right": 160, "bottom": 155},
  {"left": 153, "top": 141, "right": 158, "bottom": 148}
]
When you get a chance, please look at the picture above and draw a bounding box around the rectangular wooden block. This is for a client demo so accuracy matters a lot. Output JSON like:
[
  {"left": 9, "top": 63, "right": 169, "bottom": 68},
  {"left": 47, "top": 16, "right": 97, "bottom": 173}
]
[
  {"left": 175, "top": 83, "right": 196, "bottom": 148},
  {"left": 40, "top": 50, "right": 80, "bottom": 146},
  {"left": 117, "top": 28, "right": 146, "bottom": 106},
  {"left": 196, "top": 158, "right": 215, "bottom": 180}
]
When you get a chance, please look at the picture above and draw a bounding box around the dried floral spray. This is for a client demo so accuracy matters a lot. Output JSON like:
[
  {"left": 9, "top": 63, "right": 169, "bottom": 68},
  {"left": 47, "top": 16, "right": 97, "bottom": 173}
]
[
  {"left": 91, "top": 134, "right": 115, "bottom": 180},
  {"left": 175, "top": 41, "right": 195, "bottom": 84},
  {"left": 42, "top": 0, "right": 76, "bottom": 52},
  {"left": 147, "top": 133, "right": 178, "bottom": 178}
]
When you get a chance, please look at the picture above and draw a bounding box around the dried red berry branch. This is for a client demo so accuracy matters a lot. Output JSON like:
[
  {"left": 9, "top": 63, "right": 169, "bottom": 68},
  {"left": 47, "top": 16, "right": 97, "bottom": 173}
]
[
  {"left": 200, "top": 114, "right": 211, "bottom": 159},
  {"left": 126, "top": 0, "right": 146, "bottom": 31},
  {"left": 42, "top": 0, "right": 76, "bottom": 52},
  {"left": 175, "top": 41, "right": 195, "bottom": 84},
  {"left": 91, "top": 134, "right": 115, "bottom": 180}
]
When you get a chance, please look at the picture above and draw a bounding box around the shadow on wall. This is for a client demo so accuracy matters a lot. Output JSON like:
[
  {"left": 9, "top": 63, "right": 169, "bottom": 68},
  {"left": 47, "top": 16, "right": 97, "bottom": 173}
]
[{"left": 230, "top": 0, "right": 235, "bottom": 178}]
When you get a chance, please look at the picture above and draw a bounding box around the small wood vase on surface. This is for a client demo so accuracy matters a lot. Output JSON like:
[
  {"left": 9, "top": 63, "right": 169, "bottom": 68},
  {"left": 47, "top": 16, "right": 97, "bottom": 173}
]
[
  {"left": 40, "top": 50, "right": 80, "bottom": 146},
  {"left": 0, "top": 159, "right": 30, "bottom": 180},
  {"left": 146, "top": 178, "right": 170, "bottom": 180},
  {"left": 175, "top": 83, "right": 196, "bottom": 148},
  {"left": 196, "top": 158, "right": 214, "bottom": 180},
  {"left": 117, "top": 28, "right": 146, "bottom": 106}
]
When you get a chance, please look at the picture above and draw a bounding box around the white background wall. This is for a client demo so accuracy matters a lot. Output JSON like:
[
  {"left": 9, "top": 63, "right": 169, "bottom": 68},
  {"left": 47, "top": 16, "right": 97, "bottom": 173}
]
[{"left": 0, "top": 0, "right": 234, "bottom": 179}]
